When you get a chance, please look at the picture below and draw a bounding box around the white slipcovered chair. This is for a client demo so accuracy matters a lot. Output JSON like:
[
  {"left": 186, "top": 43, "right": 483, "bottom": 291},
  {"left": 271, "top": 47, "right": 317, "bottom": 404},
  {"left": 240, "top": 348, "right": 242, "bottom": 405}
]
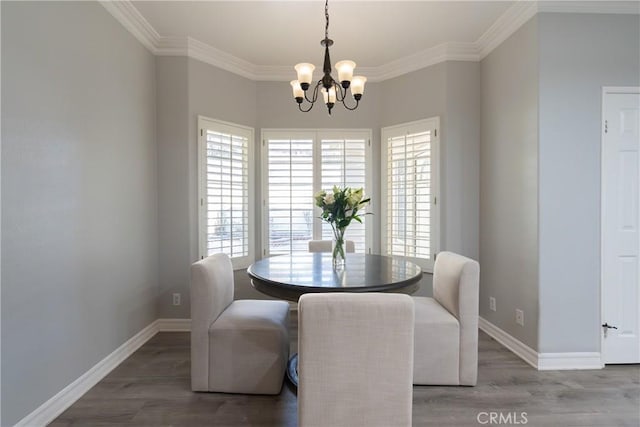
[
  {"left": 307, "top": 240, "right": 355, "bottom": 253},
  {"left": 413, "top": 251, "right": 480, "bottom": 386},
  {"left": 190, "top": 253, "right": 290, "bottom": 394},
  {"left": 298, "top": 293, "right": 414, "bottom": 427}
]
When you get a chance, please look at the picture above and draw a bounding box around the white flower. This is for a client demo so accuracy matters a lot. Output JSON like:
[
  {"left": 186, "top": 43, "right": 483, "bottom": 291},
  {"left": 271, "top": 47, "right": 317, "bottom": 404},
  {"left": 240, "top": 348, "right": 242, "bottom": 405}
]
[
  {"left": 324, "top": 193, "right": 335, "bottom": 205},
  {"left": 347, "top": 188, "right": 364, "bottom": 207}
]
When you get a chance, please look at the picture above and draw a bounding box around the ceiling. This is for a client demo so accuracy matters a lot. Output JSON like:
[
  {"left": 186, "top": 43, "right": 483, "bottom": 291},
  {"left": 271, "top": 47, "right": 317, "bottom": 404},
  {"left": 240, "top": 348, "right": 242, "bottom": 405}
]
[
  {"left": 131, "top": 1, "right": 514, "bottom": 68},
  {"left": 114, "top": 1, "right": 639, "bottom": 81}
]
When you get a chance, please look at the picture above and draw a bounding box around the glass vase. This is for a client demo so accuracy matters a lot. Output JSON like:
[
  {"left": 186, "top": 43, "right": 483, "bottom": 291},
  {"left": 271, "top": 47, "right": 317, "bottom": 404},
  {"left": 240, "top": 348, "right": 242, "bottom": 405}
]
[{"left": 332, "top": 227, "right": 346, "bottom": 268}]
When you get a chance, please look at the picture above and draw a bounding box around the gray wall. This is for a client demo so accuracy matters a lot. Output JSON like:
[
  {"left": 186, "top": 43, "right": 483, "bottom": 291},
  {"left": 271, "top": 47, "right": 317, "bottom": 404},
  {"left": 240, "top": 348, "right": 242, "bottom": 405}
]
[
  {"left": 537, "top": 13, "right": 640, "bottom": 353},
  {"left": 479, "top": 18, "right": 539, "bottom": 350},
  {"left": 156, "top": 56, "right": 190, "bottom": 319},
  {"left": 1, "top": 2, "right": 158, "bottom": 425},
  {"left": 443, "top": 62, "right": 481, "bottom": 260}
]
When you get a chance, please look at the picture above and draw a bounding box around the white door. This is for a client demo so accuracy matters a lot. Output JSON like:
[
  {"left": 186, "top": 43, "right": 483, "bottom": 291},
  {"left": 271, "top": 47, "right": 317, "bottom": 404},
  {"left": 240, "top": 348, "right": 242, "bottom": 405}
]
[{"left": 602, "top": 88, "right": 640, "bottom": 364}]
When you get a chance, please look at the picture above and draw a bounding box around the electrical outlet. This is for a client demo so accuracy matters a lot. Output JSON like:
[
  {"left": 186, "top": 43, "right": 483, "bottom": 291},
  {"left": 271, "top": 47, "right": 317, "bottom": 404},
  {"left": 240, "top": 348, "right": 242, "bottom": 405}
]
[
  {"left": 489, "top": 297, "right": 496, "bottom": 312},
  {"left": 515, "top": 309, "right": 524, "bottom": 326},
  {"left": 172, "top": 293, "right": 181, "bottom": 306}
]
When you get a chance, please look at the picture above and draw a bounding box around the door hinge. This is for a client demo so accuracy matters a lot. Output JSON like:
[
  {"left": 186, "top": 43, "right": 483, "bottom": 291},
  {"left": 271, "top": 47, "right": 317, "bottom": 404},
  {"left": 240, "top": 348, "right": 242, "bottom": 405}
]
[
  {"left": 434, "top": 196, "right": 437, "bottom": 205},
  {"left": 604, "top": 120, "right": 608, "bottom": 134},
  {"left": 368, "top": 139, "right": 371, "bottom": 146},
  {"left": 263, "top": 249, "right": 267, "bottom": 256},
  {"left": 434, "top": 129, "right": 437, "bottom": 137},
  {"left": 201, "top": 129, "right": 203, "bottom": 137},
  {"left": 263, "top": 139, "right": 266, "bottom": 146},
  {"left": 200, "top": 198, "right": 204, "bottom": 206}
]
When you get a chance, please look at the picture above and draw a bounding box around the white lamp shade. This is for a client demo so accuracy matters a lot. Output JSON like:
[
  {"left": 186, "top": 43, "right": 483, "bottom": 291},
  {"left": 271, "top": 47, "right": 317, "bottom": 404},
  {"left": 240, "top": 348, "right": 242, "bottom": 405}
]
[
  {"left": 290, "top": 80, "right": 304, "bottom": 98},
  {"left": 350, "top": 76, "right": 367, "bottom": 95},
  {"left": 294, "top": 63, "right": 315, "bottom": 85},
  {"left": 335, "top": 60, "right": 356, "bottom": 83},
  {"left": 321, "top": 87, "right": 337, "bottom": 104}
]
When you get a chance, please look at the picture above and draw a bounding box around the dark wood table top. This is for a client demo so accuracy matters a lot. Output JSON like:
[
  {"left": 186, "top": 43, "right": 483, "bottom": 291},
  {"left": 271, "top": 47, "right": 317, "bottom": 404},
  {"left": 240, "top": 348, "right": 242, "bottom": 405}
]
[{"left": 247, "top": 253, "right": 422, "bottom": 301}]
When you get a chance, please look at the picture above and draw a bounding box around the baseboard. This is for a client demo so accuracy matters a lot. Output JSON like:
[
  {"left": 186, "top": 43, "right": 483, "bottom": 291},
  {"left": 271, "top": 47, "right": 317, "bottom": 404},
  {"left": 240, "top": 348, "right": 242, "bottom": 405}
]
[
  {"left": 15, "top": 319, "right": 160, "bottom": 427},
  {"left": 538, "top": 352, "right": 603, "bottom": 370},
  {"left": 157, "top": 318, "right": 191, "bottom": 331},
  {"left": 479, "top": 317, "right": 603, "bottom": 371},
  {"left": 478, "top": 317, "right": 538, "bottom": 369}
]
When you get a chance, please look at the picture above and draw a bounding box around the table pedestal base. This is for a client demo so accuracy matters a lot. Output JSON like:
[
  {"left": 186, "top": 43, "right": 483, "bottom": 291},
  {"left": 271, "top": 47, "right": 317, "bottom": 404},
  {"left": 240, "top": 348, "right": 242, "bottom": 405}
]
[{"left": 286, "top": 353, "right": 299, "bottom": 388}]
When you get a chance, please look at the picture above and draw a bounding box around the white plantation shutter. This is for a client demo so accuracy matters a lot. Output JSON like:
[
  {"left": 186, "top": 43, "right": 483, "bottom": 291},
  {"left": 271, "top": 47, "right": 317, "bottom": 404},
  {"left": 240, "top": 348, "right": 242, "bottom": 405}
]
[
  {"left": 265, "top": 133, "right": 314, "bottom": 255},
  {"left": 319, "top": 133, "right": 368, "bottom": 252},
  {"left": 263, "top": 130, "right": 371, "bottom": 256},
  {"left": 198, "top": 117, "right": 254, "bottom": 269},
  {"left": 382, "top": 118, "right": 439, "bottom": 271}
]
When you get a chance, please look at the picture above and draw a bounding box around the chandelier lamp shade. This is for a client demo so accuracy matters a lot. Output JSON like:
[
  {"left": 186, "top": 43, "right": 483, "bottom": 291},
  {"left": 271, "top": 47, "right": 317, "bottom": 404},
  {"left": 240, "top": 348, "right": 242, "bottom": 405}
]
[{"left": 290, "top": 0, "right": 367, "bottom": 115}]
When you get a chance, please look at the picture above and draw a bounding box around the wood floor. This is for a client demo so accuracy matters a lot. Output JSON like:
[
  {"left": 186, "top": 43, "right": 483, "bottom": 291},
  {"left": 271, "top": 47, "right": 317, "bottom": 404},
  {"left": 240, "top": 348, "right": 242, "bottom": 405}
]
[{"left": 51, "top": 312, "right": 640, "bottom": 427}]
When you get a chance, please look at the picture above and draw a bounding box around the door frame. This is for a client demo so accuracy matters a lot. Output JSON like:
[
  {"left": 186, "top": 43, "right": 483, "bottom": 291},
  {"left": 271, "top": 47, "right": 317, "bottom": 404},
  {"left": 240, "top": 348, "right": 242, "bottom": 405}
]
[{"left": 600, "top": 86, "right": 640, "bottom": 366}]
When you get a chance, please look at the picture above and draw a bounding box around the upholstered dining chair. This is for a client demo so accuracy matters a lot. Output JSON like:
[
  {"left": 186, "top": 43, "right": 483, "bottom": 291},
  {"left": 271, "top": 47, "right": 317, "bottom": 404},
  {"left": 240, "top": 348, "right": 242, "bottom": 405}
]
[
  {"left": 307, "top": 240, "right": 355, "bottom": 253},
  {"left": 190, "top": 253, "right": 290, "bottom": 394},
  {"left": 413, "top": 251, "right": 480, "bottom": 386},
  {"left": 297, "top": 293, "right": 414, "bottom": 427}
]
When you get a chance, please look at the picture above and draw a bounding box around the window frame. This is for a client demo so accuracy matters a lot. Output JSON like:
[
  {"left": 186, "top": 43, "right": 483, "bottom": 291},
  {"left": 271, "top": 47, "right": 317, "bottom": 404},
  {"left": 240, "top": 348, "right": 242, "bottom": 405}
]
[
  {"left": 261, "top": 128, "right": 373, "bottom": 257},
  {"left": 381, "top": 117, "right": 440, "bottom": 273},
  {"left": 198, "top": 116, "right": 255, "bottom": 269}
]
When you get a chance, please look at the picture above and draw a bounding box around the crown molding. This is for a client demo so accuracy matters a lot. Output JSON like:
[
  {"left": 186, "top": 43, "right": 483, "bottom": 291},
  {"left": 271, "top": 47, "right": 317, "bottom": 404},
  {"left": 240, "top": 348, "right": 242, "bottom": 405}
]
[
  {"left": 186, "top": 38, "right": 257, "bottom": 80},
  {"left": 538, "top": 1, "right": 640, "bottom": 15},
  {"left": 99, "top": 0, "right": 160, "bottom": 53},
  {"left": 102, "top": 0, "right": 639, "bottom": 82},
  {"left": 155, "top": 36, "right": 188, "bottom": 56},
  {"left": 477, "top": 1, "right": 539, "bottom": 60},
  {"left": 244, "top": 42, "right": 480, "bottom": 83},
  {"left": 366, "top": 42, "right": 480, "bottom": 82}
]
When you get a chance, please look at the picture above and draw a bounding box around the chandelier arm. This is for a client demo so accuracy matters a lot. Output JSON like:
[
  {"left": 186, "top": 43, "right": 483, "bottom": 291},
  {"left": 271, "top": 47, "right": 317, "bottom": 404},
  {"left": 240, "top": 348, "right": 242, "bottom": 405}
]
[
  {"left": 341, "top": 97, "right": 360, "bottom": 111},
  {"left": 304, "top": 81, "right": 322, "bottom": 104},
  {"left": 298, "top": 102, "right": 315, "bottom": 113},
  {"left": 335, "top": 83, "right": 347, "bottom": 102}
]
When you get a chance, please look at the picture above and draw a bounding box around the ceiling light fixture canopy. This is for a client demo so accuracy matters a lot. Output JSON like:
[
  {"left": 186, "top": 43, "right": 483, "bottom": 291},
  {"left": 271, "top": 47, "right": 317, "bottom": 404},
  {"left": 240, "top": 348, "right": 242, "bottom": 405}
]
[{"left": 290, "top": 0, "right": 366, "bottom": 115}]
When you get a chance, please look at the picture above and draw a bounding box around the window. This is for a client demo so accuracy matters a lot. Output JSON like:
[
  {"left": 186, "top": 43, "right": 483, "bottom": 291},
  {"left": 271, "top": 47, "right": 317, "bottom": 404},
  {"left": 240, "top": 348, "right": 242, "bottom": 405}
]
[
  {"left": 263, "top": 133, "right": 314, "bottom": 255},
  {"left": 319, "top": 132, "right": 367, "bottom": 247},
  {"left": 262, "top": 130, "right": 371, "bottom": 256},
  {"left": 381, "top": 118, "right": 439, "bottom": 271},
  {"left": 198, "top": 117, "right": 254, "bottom": 269}
]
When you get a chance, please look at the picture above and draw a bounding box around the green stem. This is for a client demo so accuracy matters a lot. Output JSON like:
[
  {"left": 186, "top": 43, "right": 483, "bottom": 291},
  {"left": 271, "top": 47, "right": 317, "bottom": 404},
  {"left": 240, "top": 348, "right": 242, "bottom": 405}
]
[{"left": 332, "top": 226, "right": 346, "bottom": 262}]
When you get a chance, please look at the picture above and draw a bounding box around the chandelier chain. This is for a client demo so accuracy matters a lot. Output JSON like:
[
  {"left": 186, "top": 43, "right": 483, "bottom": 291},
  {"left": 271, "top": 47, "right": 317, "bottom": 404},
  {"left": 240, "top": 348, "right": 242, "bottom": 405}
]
[{"left": 325, "top": 0, "right": 329, "bottom": 40}]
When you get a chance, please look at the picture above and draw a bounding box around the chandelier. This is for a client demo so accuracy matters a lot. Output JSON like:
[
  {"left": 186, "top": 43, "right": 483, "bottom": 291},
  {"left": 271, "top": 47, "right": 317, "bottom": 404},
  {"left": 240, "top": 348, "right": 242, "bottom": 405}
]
[{"left": 290, "top": 0, "right": 367, "bottom": 115}]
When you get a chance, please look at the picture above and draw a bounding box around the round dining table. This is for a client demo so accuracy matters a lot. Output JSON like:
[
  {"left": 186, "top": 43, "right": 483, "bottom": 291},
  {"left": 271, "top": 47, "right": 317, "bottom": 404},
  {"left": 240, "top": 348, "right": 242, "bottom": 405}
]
[
  {"left": 247, "top": 253, "right": 423, "bottom": 302},
  {"left": 247, "top": 252, "right": 423, "bottom": 387}
]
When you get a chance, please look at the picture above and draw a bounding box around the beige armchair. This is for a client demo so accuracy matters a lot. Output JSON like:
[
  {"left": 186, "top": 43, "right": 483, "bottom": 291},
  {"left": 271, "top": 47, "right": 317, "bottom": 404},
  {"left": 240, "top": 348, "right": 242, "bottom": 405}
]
[
  {"left": 190, "top": 253, "right": 290, "bottom": 394},
  {"left": 413, "top": 251, "right": 480, "bottom": 386},
  {"left": 307, "top": 240, "right": 355, "bottom": 253},
  {"left": 298, "top": 293, "right": 414, "bottom": 427}
]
